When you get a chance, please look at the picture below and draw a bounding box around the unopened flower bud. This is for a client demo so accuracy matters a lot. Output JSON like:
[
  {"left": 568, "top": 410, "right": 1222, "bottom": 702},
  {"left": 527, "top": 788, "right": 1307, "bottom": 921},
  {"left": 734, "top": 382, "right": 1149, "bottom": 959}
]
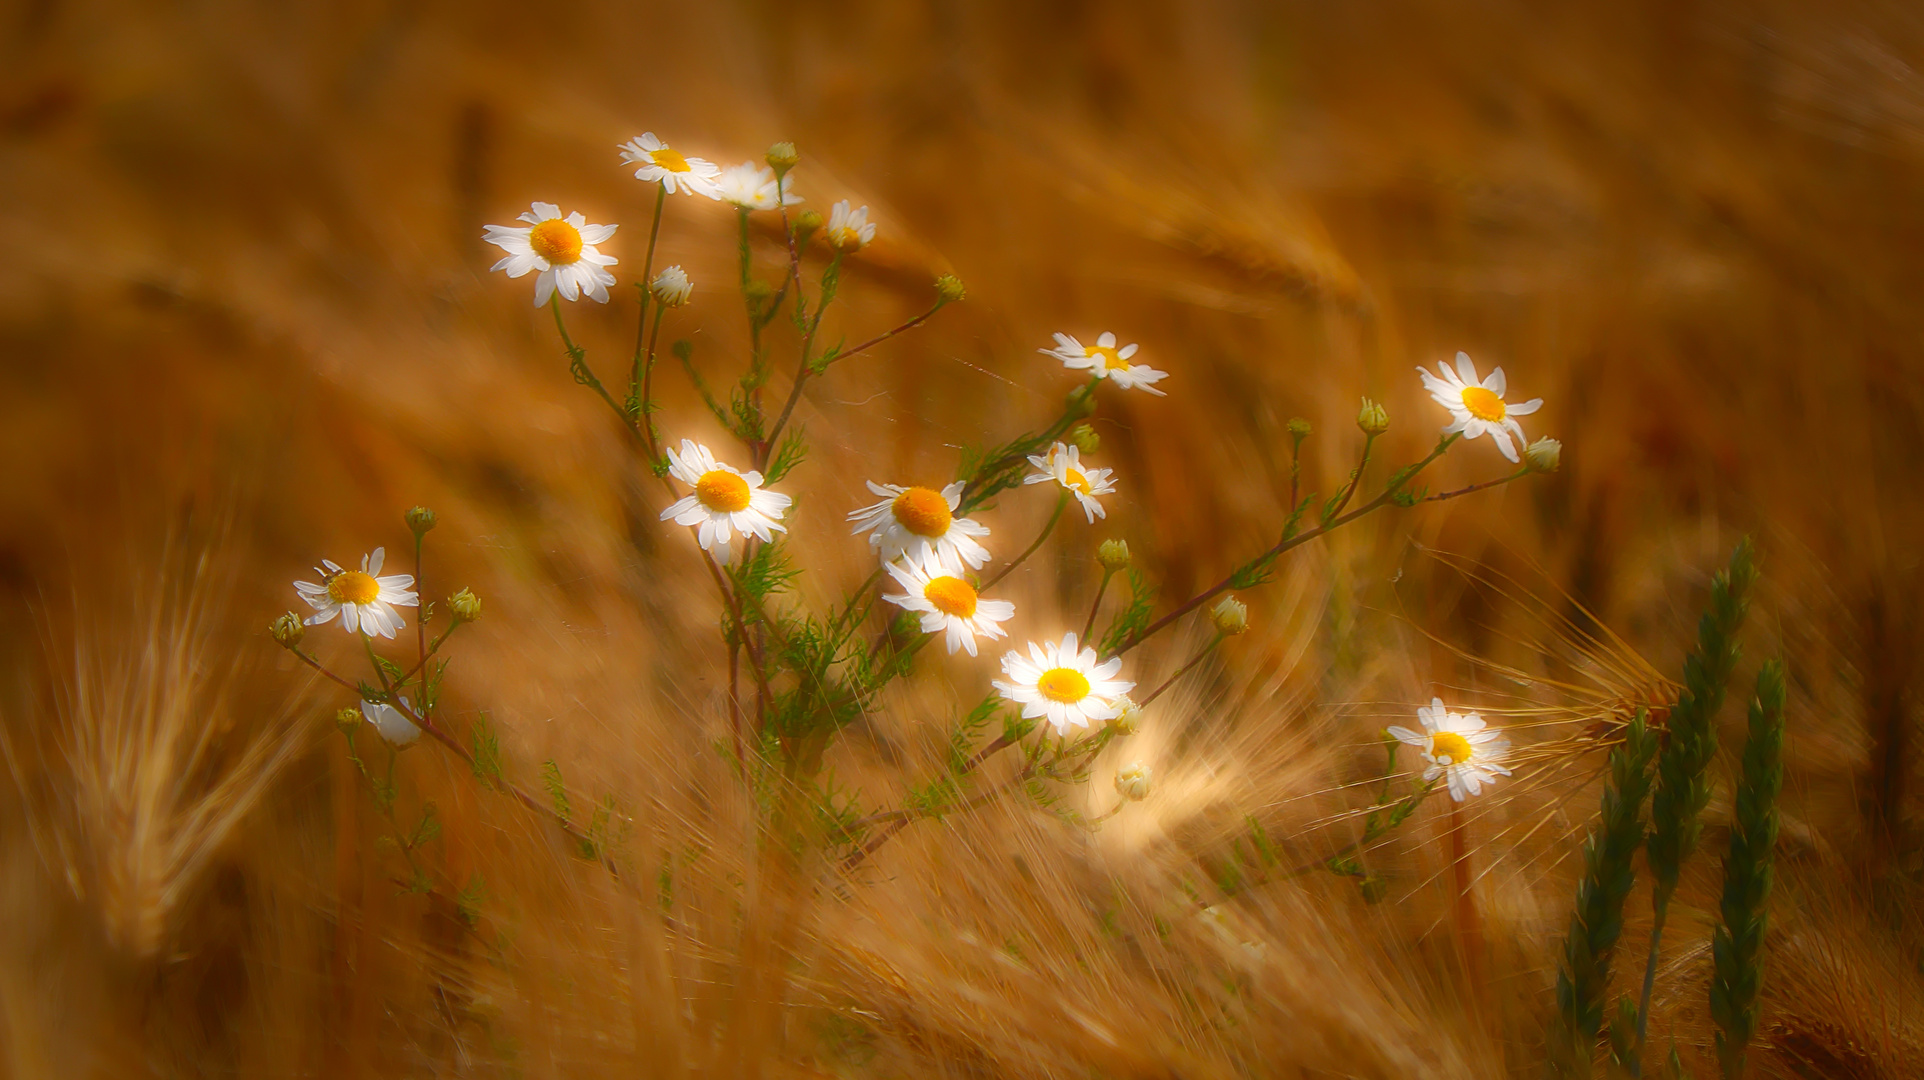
[
  {"left": 405, "top": 505, "right": 437, "bottom": 536},
  {"left": 1525, "top": 436, "right": 1562, "bottom": 473},
  {"left": 1286, "top": 417, "right": 1312, "bottom": 442},
  {"left": 651, "top": 265, "right": 693, "bottom": 308},
  {"left": 1096, "top": 539, "right": 1131, "bottom": 572},
  {"left": 1209, "top": 595, "right": 1249, "bottom": 636},
  {"left": 934, "top": 274, "right": 966, "bottom": 304},
  {"left": 1066, "top": 382, "right": 1098, "bottom": 418},
  {"left": 1356, "top": 398, "right": 1389, "bottom": 436},
  {"left": 1358, "top": 874, "right": 1389, "bottom": 904},
  {"left": 270, "top": 611, "right": 306, "bottom": 649},
  {"left": 765, "top": 141, "right": 799, "bottom": 176},
  {"left": 334, "top": 707, "right": 361, "bottom": 734},
  {"left": 1114, "top": 762, "right": 1153, "bottom": 802},
  {"left": 449, "top": 587, "right": 482, "bottom": 623},
  {"left": 744, "top": 279, "right": 773, "bottom": 303},
  {"left": 794, "top": 209, "right": 824, "bottom": 243},
  {"left": 1107, "top": 695, "right": 1142, "bottom": 736}
]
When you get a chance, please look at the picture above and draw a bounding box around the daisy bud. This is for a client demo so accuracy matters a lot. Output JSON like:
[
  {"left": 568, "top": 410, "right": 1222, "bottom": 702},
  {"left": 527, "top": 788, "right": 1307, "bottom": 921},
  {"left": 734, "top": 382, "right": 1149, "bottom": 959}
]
[
  {"left": 934, "top": 273, "right": 967, "bottom": 304},
  {"left": 1525, "top": 436, "right": 1562, "bottom": 473},
  {"left": 1114, "top": 762, "right": 1153, "bottom": 802},
  {"left": 1286, "top": 417, "right": 1312, "bottom": 443},
  {"left": 1069, "top": 422, "right": 1100, "bottom": 454},
  {"left": 1096, "top": 539, "right": 1131, "bottom": 571},
  {"left": 334, "top": 707, "right": 362, "bottom": 734},
  {"left": 765, "top": 141, "right": 799, "bottom": 177},
  {"left": 1358, "top": 874, "right": 1389, "bottom": 904},
  {"left": 1108, "top": 694, "right": 1143, "bottom": 736},
  {"left": 1209, "top": 595, "right": 1250, "bottom": 636},
  {"left": 1067, "top": 382, "right": 1099, "bottom": 418},
  {"left": 269, "top": 611, "right": 306, "bottom": 649},
  {"left": 1356, "top": 398, "right": 1389, "bottom": 436},
  {"left": 449, "top": 587, "right": 483, "bottom": 623},
  {"left": 794, "top": 208, "right": 824, "bottom": 245},
  {"left": 651, "top": 265, "right": 693, "bottom": 308},
  {"left": 405, "top": 505, "right": 437, "bottom": 536},
  {"left": 745, "top": 279, "right": 772, "bottom": 303}
]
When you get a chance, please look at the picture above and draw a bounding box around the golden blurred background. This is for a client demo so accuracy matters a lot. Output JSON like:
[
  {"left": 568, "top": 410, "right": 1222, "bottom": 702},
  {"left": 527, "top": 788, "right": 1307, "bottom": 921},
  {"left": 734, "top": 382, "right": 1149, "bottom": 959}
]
[{"left": 2, "top": 0, "right": 1921, "bottom": 1076}]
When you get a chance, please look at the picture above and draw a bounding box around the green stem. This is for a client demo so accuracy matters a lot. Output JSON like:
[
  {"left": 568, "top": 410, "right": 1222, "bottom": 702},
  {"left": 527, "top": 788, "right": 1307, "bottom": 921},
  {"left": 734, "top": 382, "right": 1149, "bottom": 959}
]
[
  {"left": 982, "top": 491, "right": 1067, "bottom": 592},
  {"left": 629, "top": 183, "right": 668, "bottom": 402},
  {"left": 550, "top": 295, "right": 636, "bottom": 435},
  {"left": 1140, "top": 633, "right": 1222, "bottom": 706},
  {"left": 1081, "top": 568, "right": 1117, "bottom": 643}
]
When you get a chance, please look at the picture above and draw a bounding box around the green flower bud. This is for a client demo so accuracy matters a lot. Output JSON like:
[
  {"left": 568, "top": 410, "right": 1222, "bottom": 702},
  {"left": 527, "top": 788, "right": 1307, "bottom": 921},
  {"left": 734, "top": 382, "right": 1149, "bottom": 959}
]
[
  {"left": 334, "top": 707, "right": 362, "bottom": 734},
  {"left": 765, "top": 141, "right": 799, "bottom": 177},
  {"left": 1069, "top": 422, "right": 1100, "bottom": 454},
  {"left": 1066, "top": 382, "right": 1098, "bottom": 419},
  {"left": 1357, "top": 397, "right": 1389, "bottom": 436},
  {"left": 1286, "top": 417, "right": 1312, "bottom": 443},
  {"left": 794, "top": 208, "right": 824, "bottom": 244},
  {"left": 744, "top": 279, "right": 774, "bottom": 302},
  {"left": 1209, "top": 595, "right": 1249, "bottom": 636},
  {"left": 269, "top": 611, "right": 306, "bottom": 649},
  {"left": 1114, "top": 761, "right": 1153, "bottom": 802},
  {"left": 449, "top": 587, "right": 482, "bottom": 623},
  {"left": 405, "top": 505, "right": 437, "bottom": 536},
  {"left": 934, "top": 274, "right": 966, "bottom": 304},
  {"left": 1096, "top": 539, "right": 1131, "bottom": 571},
  {"left": 1525, "top": 436, "right": 1562, "bottom": 473}
]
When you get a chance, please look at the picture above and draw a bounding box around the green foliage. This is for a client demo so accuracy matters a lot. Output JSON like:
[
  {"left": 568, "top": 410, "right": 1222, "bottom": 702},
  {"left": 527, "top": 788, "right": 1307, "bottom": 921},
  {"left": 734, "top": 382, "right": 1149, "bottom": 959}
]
[
  {"left": 1099, "top": 569, "right": 1156, "bottom": 656},
  {"left": 764, "top": 424, "right": 808, "bottom": 484},
  {"left": 1711, "top": 661, "right": 1787, "bottom": 1079},
  {"left": 541, "top": 759, "right": 573, "bottom": 821},
  {"left": 730, "top": 536, "right": 800, "bottom": 603},
  {"left": 1648, "top": 539, "right": 1756, "bottom": 895},
  {"left": 1550, "top": 711, "right": 1660, "bottom": 1078},
  {"left": 455, "top": 874, "right": 487, "bottom": 927},
  {"left": 469, "top": 712, "right": 505, "bottom": 787}
]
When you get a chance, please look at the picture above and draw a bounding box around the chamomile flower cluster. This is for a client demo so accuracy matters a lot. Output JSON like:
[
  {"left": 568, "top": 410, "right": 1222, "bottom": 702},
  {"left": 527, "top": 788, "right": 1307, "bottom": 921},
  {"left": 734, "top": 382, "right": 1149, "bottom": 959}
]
[{"left": 293, "top": 549, "right": 418, "bottom": 639}]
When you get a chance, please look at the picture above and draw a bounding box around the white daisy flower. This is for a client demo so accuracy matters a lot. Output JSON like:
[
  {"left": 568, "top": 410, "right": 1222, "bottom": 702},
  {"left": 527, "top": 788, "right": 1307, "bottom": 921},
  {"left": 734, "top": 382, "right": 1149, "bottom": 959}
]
[
  {"left": 1388, "top": 698, "right": 1513, "bottom": 802},
  {"left": 294, "top": 548, "right": 419, "bottom": 639},
  {"left": 617, "top": 132, "right": 722, "bottom": 197},
  {"left": 882, "top": 551, "right": 1015, "bottom": 657},
  {"left": 714, "top": 161, "right": 803, "bottom": 211},
  {"left": 1417, "top": 351, "right": 1544, "bottom": 463},
  {"left": 1023, "top": 442, "right": 1118, "bottom": 523},
  {"left": 994, "top": 632, "right": 1135, "bottom": 735},
  {"left": 1039, "top": 332, "right": 1168, "bottom": 395},
  {"left": 659, "top": 440, "right": 791, "bottom": 566},
  {"left": 360, "top": 697, "right": 422, "bottom": 747},
  {"left": 823, "top": 200, "right": 876, "bottom": 252},
  {"left": 847, "top": 481, "right": 990, "bottom": 573},
  {"left": 482, "top": 203, "right": 619, "bottom": 306}
]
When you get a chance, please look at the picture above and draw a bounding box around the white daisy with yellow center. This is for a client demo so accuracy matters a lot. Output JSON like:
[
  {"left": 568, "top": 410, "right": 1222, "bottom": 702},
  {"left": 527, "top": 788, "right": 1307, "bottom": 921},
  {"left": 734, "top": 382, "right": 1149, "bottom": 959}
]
[
  {"left": 1417, "top": 351, "right": 1544, "bottom": 463},
  {"left": 1041, "top": 332, "right": 1168, "bottom": 395},
  {"left": 823, "top": 200, "right": 876, "bottom": 252},
  {"left": 482, "top": 202, "right": 619, "bottom": 306},
  {"left": 1023, "top": 442, "right": 1118, "bottom": 523},
  {"left": 618, "top": 132, "right": 722, "bottom": 197},
  {"left": 659, "top": 439, "right": 791, "bottom": 566},
  {"left": 882, "top": 551, "right": 1015, "bottom": 657},
  {"left": 294, "top": 548, "right": 419, "bottom": 639},
  {"left": 994, "top": 632, "right": 1135, "bottom": 735},
  {"left": 1387, "top": 698, "right": 1512, "bottom": 802},
  {"left": 715, "top": 162, "right": 803, "bottom": 211},
  {"left": 847, "top": 480, "right": 990, "bottom": 573}
]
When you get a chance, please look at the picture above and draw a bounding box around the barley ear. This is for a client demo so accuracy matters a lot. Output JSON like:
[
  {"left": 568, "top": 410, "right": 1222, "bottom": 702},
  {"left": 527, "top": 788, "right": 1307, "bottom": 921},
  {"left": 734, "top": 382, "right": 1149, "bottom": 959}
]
[{"left": 1710, "top": 660, "right": 1786, "bottom": 1079}]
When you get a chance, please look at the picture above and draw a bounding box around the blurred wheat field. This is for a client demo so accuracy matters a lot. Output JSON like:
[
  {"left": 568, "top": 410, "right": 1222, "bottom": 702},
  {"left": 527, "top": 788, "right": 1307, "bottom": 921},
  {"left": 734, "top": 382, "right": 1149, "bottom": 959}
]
[{"left": 2, "top": 0, "right": 1922, "bottom": 1076}]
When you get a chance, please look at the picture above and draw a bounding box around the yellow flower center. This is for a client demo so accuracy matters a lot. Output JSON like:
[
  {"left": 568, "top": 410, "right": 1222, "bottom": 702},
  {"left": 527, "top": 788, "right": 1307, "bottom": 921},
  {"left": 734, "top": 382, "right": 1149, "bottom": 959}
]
[
  {"left": 891, "top": 487, "right": 953, "bottom": 537},
  {"left": 1430, "top": 731, "right": 1474, "bottom": 765},
  {"left": 327, "top": 570, "right": 381, "bottom": 606},
  {"left": 1460, "top": 386, "right": 1506, "bottom": 422},
  {"left": 696, "top": 470, "right": 752, "bottom": 513},
  {"left": 651, "top": 147, "right": 692, "bottom": 173},
  {"left": 528, "top": 219, "right": 584, "bottom": 265},
  {"left": 1037, "top": 667, "right": 1092, "bottom": 703},
  {"left": 1085, "top": 344, "right": 1123, "bottom": 372},
  {"left": 922, "top": 576, "right": 978, "bottom": 618},
  {"left": 1063, "top": 467, "right": 1092, "bottom": 495}
]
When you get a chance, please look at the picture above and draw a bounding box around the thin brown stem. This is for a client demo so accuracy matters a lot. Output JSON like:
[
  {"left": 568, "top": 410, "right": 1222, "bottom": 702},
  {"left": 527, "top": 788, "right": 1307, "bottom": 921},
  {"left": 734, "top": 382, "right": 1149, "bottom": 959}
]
[
  {"left": 1081, "top": 569, "right": 1117, "bottom": 643},
  {"left": 1421, "top": 467, "right": 1528, "bottom": 502},
  {"left": 1324, "top": 432, "right": 1377, "bottom": 521},
  {"left": 1140, "top": 634, "right": 1223, "bottom": 707},
  {"left": 1110, "top": 435, "right": 1461, "bottom": 658}
]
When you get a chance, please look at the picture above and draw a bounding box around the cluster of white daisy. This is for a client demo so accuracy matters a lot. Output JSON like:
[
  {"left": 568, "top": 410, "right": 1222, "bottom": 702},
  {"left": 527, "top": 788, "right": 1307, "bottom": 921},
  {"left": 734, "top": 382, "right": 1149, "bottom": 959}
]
[{"left": 278, "top": 127, "right": 1558, "bottom": 866}]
